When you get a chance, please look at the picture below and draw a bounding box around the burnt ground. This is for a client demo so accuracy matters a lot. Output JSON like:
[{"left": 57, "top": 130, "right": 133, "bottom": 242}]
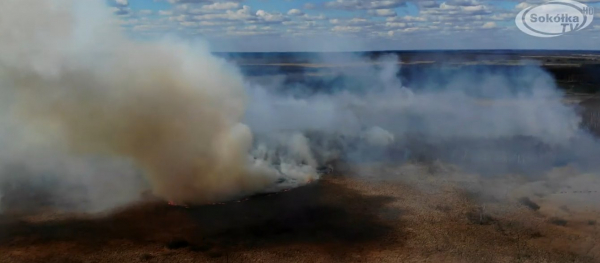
[
  {"left": 0, "top": 172, "right": 599, "bottom": 263},
  {"left": 0, "top": 176, "right": 399, "bottom": 263}
]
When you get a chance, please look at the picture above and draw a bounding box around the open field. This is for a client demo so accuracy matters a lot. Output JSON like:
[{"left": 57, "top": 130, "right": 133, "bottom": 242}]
[
  {"left": 1, "top": 51, "right": 600, "bottom": 263},
  {"left": 1, "top": 167, "right": 599, "bottom": 263},
  {"left": 3, "top": 0, "right": 600, "bottom": 261}
]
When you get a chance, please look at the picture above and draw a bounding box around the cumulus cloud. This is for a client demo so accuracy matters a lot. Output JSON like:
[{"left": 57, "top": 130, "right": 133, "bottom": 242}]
[
  {"left": 368, "top": 9, "right": 397, "bottom": 17},
  {"left": 482, "top": 21, "right": 496, "bottom": 29},
  {"left": 158, "top": 10, "right": 173, "bottom": 16},
  {"left": 112, "top": 0, "right": 599, "bottom": 51},
  {"left": 203, "top": 2, "right": 241, "bottom": 11},
  {"left": 287, "top": 9, "right": 305, "bottom": 16},
  {"left": 324, "top": 0, "right": 409, "bottom": 10},
  {"left": 256, "top": 10, "right": 288, "bottom": 23}
]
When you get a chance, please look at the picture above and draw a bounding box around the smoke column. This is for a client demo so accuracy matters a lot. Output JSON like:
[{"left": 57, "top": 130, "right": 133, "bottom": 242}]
[{"left": 0, "top": 0, "right": 292, "bottom": 210}]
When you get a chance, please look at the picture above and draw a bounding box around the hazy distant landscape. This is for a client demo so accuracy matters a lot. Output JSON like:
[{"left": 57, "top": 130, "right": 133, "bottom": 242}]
[
  {"left": 219, "top": 50, "right": 600, "bottom": 94},
  {"left": 2, "top": 47, "right": 600, "bottom": 262}
]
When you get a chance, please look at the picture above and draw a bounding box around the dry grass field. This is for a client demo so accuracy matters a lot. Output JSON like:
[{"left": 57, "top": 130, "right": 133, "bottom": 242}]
[
  {"left": 1, "top": 162, "right": 598, "bottom": 263},
  {"left": 1, "top": 61, "right": 599, "bottom": 263}
]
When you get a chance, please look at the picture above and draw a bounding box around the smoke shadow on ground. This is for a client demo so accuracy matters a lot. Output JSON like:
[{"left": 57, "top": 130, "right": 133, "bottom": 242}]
[{"left": 0, "top": 177, "right": 402, "bottom": 257}]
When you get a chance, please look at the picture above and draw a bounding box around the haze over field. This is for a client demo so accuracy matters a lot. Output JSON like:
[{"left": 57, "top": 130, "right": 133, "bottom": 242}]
[
  {"left": 1, "top": 1, "right": 600, "bottom": 262},
  {"left": 0, "top": 0, "right": 598, "bottom": 213}
]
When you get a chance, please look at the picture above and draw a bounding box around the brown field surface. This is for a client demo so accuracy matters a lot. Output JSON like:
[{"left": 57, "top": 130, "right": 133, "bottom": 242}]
[{"left": 1, "top": 163, "right": 599, "bottom": 263}]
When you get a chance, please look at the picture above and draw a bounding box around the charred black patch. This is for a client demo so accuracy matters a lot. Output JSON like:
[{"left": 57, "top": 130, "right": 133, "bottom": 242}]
[
  {"left": 140, "top": 254, "right": 154, "bottom": 261},
  {"left": 165, "top": 238, "right": 189, "bottom": 250},
  {"left": 519, "top": 197, "right": 540, "bottom": 211},
  {"left": 183, "top": 179, "right": 401, "bottom": 252},
  {"left": 548, "top": 217, "right": 568, "bottom": 226},
  {"left": 0, "top": 178, "right": 401, "bottom": 255},
  {"left": 530, "top": 231, "right": 543, "bottom": 238}
]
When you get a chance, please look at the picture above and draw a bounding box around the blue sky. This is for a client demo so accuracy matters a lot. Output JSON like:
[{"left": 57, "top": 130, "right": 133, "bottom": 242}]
[{"left": 109, "top": 0, "right": 600, "bottom": 52}]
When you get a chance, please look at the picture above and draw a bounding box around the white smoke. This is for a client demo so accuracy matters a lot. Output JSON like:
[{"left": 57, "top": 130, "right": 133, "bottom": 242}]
[
  {"left": 362, "top": 126, "right": 395, "bottom": 147},
  {"left": 242, "top": 54, "right": 599, "bottom": 174},
  {"left": 0, "top": 0, "right": 317, "bottom": 212},
  {"left": 1, "top": 0, "right": 597, "bottom": 214},
  {"left": 243, "top": 54, "right": 583, "bottom": 145}
]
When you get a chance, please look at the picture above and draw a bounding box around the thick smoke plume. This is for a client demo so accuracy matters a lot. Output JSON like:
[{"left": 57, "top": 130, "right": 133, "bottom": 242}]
[
  {"left": 0, "top": 0, "right": 312, "bottom": 211},
  {"left": 243, "top": 54, "right": 600, "bottom": 208}
]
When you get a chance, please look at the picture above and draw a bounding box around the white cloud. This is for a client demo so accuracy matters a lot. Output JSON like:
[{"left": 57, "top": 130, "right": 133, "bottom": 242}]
[
  {"left": 115, "top": 0, "right": 599, "bottom": 51},
  {"left": 158, "top": 10, "right": 173, "bottom": 16},
  {"left": 330, "top": 18, "right": 372, "bottom": 27},
  {"left": 304, "top": 3, "right": 316, "bottom": 9},
  {"left": 324, "top": 0, "right": 408, "bottom": 10},
  {"left": 169, "top": 15, "right": 187, "bottom": 22},
  {"left": 385, "top": 22, "right": 406, "bottom": 28},
  {"left": 256, "top": 10, "right": 287, "bottom": 22},
  {"left": 287, "top": 9, "right": 304, "bottom": 16},
  {"left": 132, "top": 24, "right": 169, "bottom": 32},
  {"left": 515, "top": 2, "right": 533, "bottom": 10},
  {"left": 481, "top": 21, "right": 496, "bottom": 29},
  {"left": 203, "top": 2, "right": 240, "bottom": 11},
  {"left": 332, "top": 25, "right": 362, "bottom": 32},
  {"left": 368, "top": 9, "right": 397, "bottom": 17},
  {"left": 180, "top": 21, "right": 199, "bottom": 27},
  {"left": 139, "top": 10, "right": 153, "bottom": 15},
  {"left": 301, "top": 13, "right": 327, "bottom": 20},
  {"left": 194, "top": 5, "right": 255, "bottom": 21}
]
